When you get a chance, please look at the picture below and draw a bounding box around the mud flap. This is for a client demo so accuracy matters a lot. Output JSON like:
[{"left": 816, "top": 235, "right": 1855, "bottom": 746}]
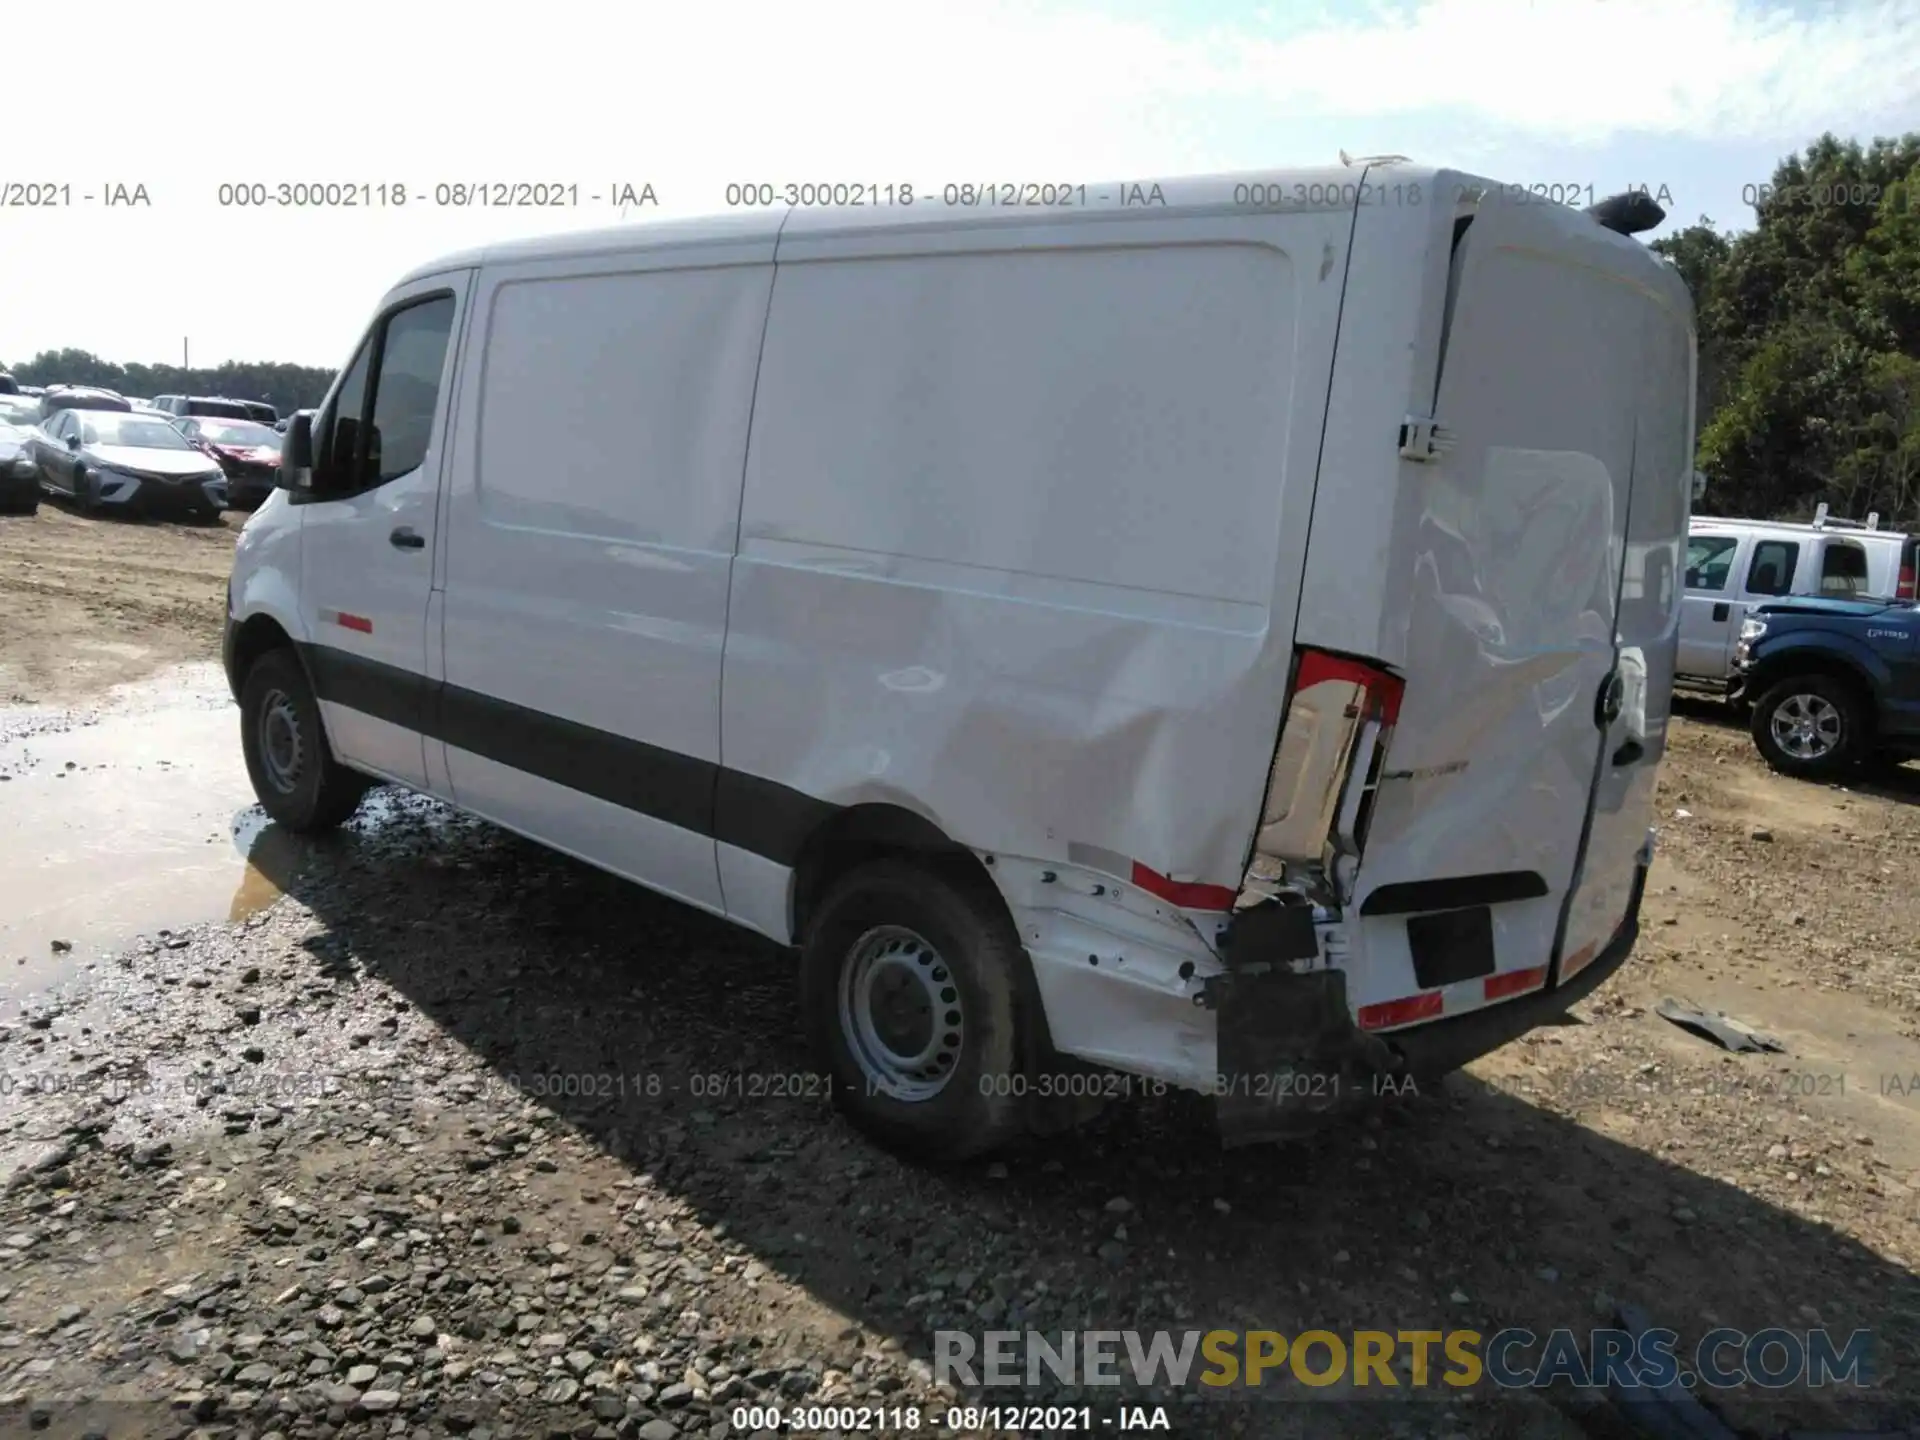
[{"left": 1199, "top": 899, "right": 1403, "bottom": 1146}]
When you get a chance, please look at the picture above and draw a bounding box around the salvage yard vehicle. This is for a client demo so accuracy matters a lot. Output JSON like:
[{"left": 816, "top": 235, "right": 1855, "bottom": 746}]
[
  {"left": 1731, "top": 598, "right": 1920, "bottom": 779},
  {"left": 154, "top": 394, "right": 274, "bottom": 423},
  {"left": 0, "top": 421, "right": 38, "bottom": 514},
  {"left": 224, "top": 163, "right": 1695, "bottom": 1159},
  {"left": 1680, "top": 507, "right": 1916, "bottom": 698},
  {"left": 35, "top": 385, "right": 130, "bottom": 421},
  {"left": 34, "top": 407, "right": 227, "bottom": 520},
  {"left": 175, "top": 415, "right": 282, "bottom": 509}
]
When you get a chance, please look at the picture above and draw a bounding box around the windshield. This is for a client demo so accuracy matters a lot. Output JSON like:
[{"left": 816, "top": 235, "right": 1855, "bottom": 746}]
[
  {"left": 81, "top": 414, "right": 195, "bottom": 449},
  {"left": 189, "top": 400, "right": 255, "bottom": 419},
  {"left": 0, "top": 397, "right": 37, "bottom": 425},
  {"left": 196, "top": 419, "right": 280, "bottom": 447}
]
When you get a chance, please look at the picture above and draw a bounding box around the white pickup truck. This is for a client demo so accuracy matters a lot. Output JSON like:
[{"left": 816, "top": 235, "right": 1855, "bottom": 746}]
[{"left": 1679, "top": 507, "right": 1917, "bottom": 695}]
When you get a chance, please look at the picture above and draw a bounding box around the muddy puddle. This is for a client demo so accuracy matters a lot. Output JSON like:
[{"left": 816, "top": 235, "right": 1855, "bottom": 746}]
[{"left": 0, "top": 663, "right": 276, "bottom": 1011}]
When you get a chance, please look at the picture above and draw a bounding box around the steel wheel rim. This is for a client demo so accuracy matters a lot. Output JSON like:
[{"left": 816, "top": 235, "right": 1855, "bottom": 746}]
[
  {"left": 1771, "top": 692, "right": 1842, "bottom": 760},
  {"left": 257, "top": 687, "right": 304, "bottom": 793},
  {"left": 837, "top": 924, "right": 964, "bottom": 1101}
]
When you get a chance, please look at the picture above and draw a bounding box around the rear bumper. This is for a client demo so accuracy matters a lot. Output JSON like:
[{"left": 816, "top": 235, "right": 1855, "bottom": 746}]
[
  {"left": 1211, "top": 855, "right": 1648, "bottom": 1144},
  {"left": 1387, "top": 905, "right": 1639, "bottom": 1079}
]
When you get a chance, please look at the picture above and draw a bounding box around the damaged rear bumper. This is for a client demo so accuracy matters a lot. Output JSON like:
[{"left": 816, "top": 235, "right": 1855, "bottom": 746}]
[{"left": 1207, "top": 864, "right": 1646, "bottom": 1146}]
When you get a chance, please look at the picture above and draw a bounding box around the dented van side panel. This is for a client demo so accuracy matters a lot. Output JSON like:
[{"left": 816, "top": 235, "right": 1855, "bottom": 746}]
[{"left": 719, "top": 195, "right": 1367, "bottom": 1077}]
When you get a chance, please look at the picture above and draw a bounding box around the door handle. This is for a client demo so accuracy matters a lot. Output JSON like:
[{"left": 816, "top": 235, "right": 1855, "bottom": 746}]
[
  {"left": 1611, "top": 739, "right": 1645, "bottom": 767},
  {"left": 1712, "top": 602, "right": 1730, "bottom": 621},
  {"left": 389, "top": 526, "right": 425, "bottom": 550}
]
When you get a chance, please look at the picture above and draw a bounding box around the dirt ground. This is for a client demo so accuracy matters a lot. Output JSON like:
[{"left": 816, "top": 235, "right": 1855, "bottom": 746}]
[
  {"left": 0, "top": 505, "right": 237, "bottom": 706},
  {"left": 0, "top": 505, "right": 1917, "bottom": 1439}
]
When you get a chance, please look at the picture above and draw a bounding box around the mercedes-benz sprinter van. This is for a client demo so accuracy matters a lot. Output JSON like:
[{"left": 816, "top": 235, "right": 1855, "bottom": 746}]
[{"left": 224, "top": 163, "right": 1696, "bottom": 1159}]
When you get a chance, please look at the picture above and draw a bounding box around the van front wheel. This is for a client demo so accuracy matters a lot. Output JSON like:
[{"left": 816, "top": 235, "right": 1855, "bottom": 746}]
[
  {"left": 239, "top": 648, "right": 371, "bottom": 833},
  {"left": 800, "top": 859, "right": 1027, "bottom": 1162}
]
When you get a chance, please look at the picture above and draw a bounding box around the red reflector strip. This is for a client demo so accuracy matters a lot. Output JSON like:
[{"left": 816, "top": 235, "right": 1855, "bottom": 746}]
[
  {"left": 1129, "top": 862, "right": 1237, "bottom": 912},
  {"left": 1357, "top": 991, "right": 1444, "bottom": 1031},
  {"left": 1485, "top": 964, "right": 1548, "bottom": 1002},
  {"left": 1899, "top": 565, "right": 1916, "bottom": 601},
  {"left": 336, "top": 613, "right": 373, "bottom": 634},
  {"left": 1559, "top": 941, "right": 1598, "bottom": 982}
]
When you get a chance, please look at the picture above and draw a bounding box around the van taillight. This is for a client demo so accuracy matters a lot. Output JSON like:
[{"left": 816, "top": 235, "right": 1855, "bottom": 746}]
[
  {"left": 1899, "top": 562, "right": 1916, "bottom": 601},
  {"left": 1245, "top": 648, "right": 1405, "bottom": 907}
]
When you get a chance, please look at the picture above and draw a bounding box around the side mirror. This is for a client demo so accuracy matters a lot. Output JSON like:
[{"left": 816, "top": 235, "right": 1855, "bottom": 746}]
[
  {"left": 277, "top": 410, "right": 316, "bottom": 491},
  {"left": 65, "top": 434, "right": 81, "bottom": 450}
]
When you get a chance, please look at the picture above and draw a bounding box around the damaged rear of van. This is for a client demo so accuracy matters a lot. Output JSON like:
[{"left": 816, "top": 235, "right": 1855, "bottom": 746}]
[{"left": 227, "top": 162, "right": 1695, "bottom": 1160}]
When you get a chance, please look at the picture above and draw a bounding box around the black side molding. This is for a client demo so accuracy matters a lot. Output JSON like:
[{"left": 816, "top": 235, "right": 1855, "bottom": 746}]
[{"left": 1358, "top": 870, "right": 1549, "bottom": 917}]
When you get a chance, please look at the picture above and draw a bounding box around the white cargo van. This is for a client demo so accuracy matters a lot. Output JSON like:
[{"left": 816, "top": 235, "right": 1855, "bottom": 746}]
[
  {"left": 1680, "top": 508, "right": 1918, "bottom": 692},
  {"left": 224, "top": 163, "right": 1695, "bottom": 1158}
]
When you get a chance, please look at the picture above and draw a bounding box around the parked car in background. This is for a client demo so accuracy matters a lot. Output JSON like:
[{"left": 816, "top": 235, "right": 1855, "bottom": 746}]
[
  {"left": 0, "top": 422, "right": 38, "bottom": 513},
  {"left": 1679, "top": 507, "right": 1916, "bottom": 698},
  {"left": 153, "top": 394, "right": 261, "bottom": 422},
  {"left": 36, "top": 386, "right": 132, "bottom": 421},
  {"left": 1731, "top": 596, "right": 1920, "bottom": 779},
  {"left": 176, "top": 415, "right": 282, "bottom": 508},
  {"left": 0, "top": 394, "right": 40, "bottom": 428},
  {"left": 0, "top": 371, "right": 18, "bottom": 395},
  {"left": 34, "top": 407, "right": 227, "bottom": 520},
  {"left": 239, "top": 400, "right": 278, "bottom": 425},
  {"left": 19, "top": 386, "right": 44, "bottom": 397}
]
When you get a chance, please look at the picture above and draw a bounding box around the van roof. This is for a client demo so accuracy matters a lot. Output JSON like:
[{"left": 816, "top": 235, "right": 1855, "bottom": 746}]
[{"left": 393, "top": 162, "right": 1476, "bottom": 285}]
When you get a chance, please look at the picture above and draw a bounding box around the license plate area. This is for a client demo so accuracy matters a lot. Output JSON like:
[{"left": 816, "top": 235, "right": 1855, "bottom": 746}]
[{"left": 1406, "top": 905, "right": 1496, "bottom": 990}]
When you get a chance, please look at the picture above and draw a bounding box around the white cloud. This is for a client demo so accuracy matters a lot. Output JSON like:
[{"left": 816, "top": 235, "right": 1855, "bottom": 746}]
[{"left": 5, "top": 0, "right": 1916, "bottom": 364}]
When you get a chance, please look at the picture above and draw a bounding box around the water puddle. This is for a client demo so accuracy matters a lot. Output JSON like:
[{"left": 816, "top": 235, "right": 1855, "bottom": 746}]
[{"left": 0, "top": 663, "right": 274, "bottom": 1012}]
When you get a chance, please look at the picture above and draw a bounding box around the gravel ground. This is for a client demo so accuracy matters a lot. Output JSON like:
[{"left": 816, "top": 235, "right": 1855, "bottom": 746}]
[{"left": 1, "top": 510, "right": 1917, "bottom": 1439}]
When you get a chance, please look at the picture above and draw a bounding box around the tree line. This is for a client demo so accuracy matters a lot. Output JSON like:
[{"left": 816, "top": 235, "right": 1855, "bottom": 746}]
[
  {"left": 0, "top": 350, "right": 334, "bottom": 419},
  {"left": 1653, "top": 130, "right": 1920, "bottom": 525},
  {"left": 8, "top": 131, "right": 1920, "bottom": 525}
]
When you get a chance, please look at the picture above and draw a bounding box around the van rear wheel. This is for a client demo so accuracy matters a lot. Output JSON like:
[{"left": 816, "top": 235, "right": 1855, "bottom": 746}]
[
  {"left": 1751, "top": 674, "right": 1864, "bottom": 781},
  {"left": 239, "top": 648, "right": 371, "bottom": 833},
  {"left": 800, "top": 858, "right": 1027, "bottom": 1162}
]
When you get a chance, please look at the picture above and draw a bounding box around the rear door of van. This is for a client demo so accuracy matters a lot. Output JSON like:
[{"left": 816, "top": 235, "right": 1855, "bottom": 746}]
[{"left": 1338, "top": 190, "right": 1694, "bottom": 1023}]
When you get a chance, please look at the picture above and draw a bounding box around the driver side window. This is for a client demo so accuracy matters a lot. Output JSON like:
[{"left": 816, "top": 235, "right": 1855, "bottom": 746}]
[
  {"left": 1685, "top": 535, "right": 1737, "bottom": 592},
  {"left": 319, "top": 293, "right": 455, "bottom": 497}
]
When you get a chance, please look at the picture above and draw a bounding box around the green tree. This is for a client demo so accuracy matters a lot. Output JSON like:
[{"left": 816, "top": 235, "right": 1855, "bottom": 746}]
[{"left": 0, "top": 350, "right": 334, "bottom": 417}]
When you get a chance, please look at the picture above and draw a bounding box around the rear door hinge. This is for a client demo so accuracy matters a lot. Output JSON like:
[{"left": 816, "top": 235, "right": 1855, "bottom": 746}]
[{"left": 1398, "top": 414, "right": 1447, "bottom": 462}]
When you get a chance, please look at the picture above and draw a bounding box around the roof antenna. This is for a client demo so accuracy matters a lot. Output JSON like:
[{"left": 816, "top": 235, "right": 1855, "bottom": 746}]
[
  {"left": 1585, "top": 190, "right": 1665, "bottom": 236},
  {"left": 1338, "top": 149, "right": 1412, "bottom": 167}
]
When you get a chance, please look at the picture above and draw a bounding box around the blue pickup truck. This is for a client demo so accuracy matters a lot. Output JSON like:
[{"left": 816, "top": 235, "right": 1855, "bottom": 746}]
[{"left": 1730, "top": 596, "right": 1920, "bottom": 779}]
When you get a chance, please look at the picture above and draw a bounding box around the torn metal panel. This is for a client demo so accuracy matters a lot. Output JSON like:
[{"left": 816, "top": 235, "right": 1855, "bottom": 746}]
[{"left": 1654, "top": 997, "right": 1785, "bottom": 1055}]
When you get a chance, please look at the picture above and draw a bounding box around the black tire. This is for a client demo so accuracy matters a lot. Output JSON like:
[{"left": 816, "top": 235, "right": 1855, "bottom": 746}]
[
  {"left": 1750, "top": 674, "right": 1866, "bottom": 780},
  {"left": 800, "top": 858, "right": 1028, "bottom": 1162},
  {"left": 238, "top": 647, "right": 371, "bottom": 833}
]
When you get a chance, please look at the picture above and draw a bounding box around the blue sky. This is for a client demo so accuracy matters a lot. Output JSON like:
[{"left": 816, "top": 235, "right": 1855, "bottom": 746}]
[{"left": 6, "top": 0, "right": 1919, "bottom": 369}]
